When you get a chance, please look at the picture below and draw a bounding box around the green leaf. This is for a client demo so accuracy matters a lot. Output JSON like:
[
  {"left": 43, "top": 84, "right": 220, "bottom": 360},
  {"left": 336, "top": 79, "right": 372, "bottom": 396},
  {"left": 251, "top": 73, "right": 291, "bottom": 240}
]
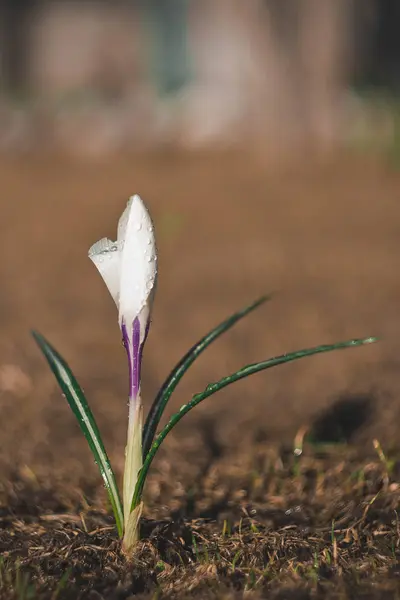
[
  {"left": 142, "top": 295, "right": 271, "bottom": 459},
  {"left": 32, "top": 331, "right": 124, "bottom": 537},
  {"left": 132, "top": 336, "right": 378, "bottom": 509}
]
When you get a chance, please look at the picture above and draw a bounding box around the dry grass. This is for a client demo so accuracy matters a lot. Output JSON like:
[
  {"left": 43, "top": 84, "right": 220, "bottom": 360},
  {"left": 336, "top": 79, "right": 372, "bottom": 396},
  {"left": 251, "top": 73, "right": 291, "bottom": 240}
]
[{"left": 1, "top": 439, "right": 400, "bottom": 599}]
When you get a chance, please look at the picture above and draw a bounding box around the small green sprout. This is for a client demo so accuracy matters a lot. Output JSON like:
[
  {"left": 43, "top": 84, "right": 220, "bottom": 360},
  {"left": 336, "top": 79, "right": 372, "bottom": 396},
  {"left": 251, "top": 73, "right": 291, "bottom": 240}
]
[{"left": 32, "top": 194, "right": 378, "bottom": 555}]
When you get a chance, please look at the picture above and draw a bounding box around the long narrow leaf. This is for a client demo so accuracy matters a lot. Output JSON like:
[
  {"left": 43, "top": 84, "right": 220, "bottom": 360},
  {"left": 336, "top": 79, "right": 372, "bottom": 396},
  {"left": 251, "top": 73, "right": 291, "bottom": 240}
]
[
  {"left": 132, "top": 336, "right": 377, "bottom": 509},
  {"left": 32, "top": 331, "right": 124, "bottom": 537},
  {"left": 142, "top": 295, "right": 271, "bottom": 459}
]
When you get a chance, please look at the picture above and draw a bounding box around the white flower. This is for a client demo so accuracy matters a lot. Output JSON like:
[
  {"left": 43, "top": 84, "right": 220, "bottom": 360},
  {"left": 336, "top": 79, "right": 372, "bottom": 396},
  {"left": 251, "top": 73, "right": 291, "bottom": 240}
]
[
  {"left": 88, "top": 194, "right": 157, "bottom": 400},
  {"left": 88, "top": 194, "right": 157, "bottom": 545}
]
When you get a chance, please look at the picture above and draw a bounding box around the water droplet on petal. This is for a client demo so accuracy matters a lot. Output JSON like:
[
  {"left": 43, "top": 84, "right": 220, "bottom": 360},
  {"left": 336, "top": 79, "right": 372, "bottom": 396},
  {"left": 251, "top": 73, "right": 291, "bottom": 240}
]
[
  {"left": 136, "top": 223, "right": 142, "bottom": 232},
  {"left": 99, "top": 242, "right": 117, "bottom": 255}
]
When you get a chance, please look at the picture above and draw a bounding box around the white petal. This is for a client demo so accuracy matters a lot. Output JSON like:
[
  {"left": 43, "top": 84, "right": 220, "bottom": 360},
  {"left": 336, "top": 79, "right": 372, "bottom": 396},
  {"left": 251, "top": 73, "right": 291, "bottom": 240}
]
[
  {"left": 118, "top": 195, "right": 157, "bottom": 333},
  {"left": 88, "top": 237, "right": 121, "bottom": 306},
  {"left": 117, "top": 197, "right": 132, "bottom": 250}
]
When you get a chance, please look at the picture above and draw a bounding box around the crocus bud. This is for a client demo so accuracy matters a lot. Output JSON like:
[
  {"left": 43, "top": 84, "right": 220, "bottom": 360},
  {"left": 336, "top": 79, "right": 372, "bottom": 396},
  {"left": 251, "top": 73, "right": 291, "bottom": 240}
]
[
  {"left": 88, "top": 195, "right": 157, "bottom": 403},
  {"left": 88, "top": 195, "right": 157, "bottom": 545}
]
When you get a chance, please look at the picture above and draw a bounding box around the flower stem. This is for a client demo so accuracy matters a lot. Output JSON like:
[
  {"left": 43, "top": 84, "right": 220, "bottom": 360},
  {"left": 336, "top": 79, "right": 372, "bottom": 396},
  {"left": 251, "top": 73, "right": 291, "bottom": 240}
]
[{"left": 122, "top": 398, "right": 143, "bottom": 552}]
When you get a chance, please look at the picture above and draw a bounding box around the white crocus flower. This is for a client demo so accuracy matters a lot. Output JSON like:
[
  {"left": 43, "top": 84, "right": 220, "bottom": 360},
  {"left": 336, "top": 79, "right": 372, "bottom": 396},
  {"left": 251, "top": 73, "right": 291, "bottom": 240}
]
[{"left": 88, "top": 194, "right": 157, "bottom": 549}]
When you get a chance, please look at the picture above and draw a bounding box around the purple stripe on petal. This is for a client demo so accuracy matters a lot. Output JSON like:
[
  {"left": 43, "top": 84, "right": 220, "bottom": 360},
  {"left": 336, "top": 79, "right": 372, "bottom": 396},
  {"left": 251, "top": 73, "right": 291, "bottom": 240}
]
[
  {"left": 121, "top": 322, "right": 133, "bottom": 399},
  {"left": 121, "top": 317, "right": 148, "bottom": 403},
  {"left": 132, "top": 316, "right": 141, "bottom": 400}
]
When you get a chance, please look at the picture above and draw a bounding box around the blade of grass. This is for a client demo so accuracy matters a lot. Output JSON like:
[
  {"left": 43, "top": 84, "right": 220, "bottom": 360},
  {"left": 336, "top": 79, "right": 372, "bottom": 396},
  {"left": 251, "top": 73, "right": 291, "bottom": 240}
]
[
  {"left": 142, "top": 294, "right": 271, "bottom": 459},
  {"left": 32, "top": 330, "right": 124, "bottom": 537},
  {"left": 133, "top": 336, "right": 377, "bottom": 509}
]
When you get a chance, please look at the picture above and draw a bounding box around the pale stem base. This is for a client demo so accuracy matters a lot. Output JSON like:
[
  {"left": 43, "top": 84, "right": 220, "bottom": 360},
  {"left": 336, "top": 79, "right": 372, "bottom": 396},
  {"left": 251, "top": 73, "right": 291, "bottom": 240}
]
[{"left": 122, "top": 397, "right": 143, "bottom": 553}]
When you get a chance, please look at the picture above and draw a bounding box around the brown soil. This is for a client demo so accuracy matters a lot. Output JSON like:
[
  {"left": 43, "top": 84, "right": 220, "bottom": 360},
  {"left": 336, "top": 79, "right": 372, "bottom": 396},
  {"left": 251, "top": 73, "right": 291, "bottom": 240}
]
[{"left": 0, "top": 151, "right": 400, "bottom": 598}]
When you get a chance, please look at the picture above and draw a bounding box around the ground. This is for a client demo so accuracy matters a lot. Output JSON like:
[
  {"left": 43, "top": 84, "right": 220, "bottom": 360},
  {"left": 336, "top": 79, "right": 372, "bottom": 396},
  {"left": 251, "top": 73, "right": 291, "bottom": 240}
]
[{"left": 0, "top": 151, "right": 400, "bottom": 598}]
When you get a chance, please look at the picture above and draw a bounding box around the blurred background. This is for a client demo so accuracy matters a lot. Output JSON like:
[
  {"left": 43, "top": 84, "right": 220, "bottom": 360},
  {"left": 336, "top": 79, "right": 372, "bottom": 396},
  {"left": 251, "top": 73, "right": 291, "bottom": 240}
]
[
  {"left": 0, "top": 0, "right": 400, "bottom": 488},
  {"left": 0, "top": 0, "right": 400, "bottom": 154}
]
